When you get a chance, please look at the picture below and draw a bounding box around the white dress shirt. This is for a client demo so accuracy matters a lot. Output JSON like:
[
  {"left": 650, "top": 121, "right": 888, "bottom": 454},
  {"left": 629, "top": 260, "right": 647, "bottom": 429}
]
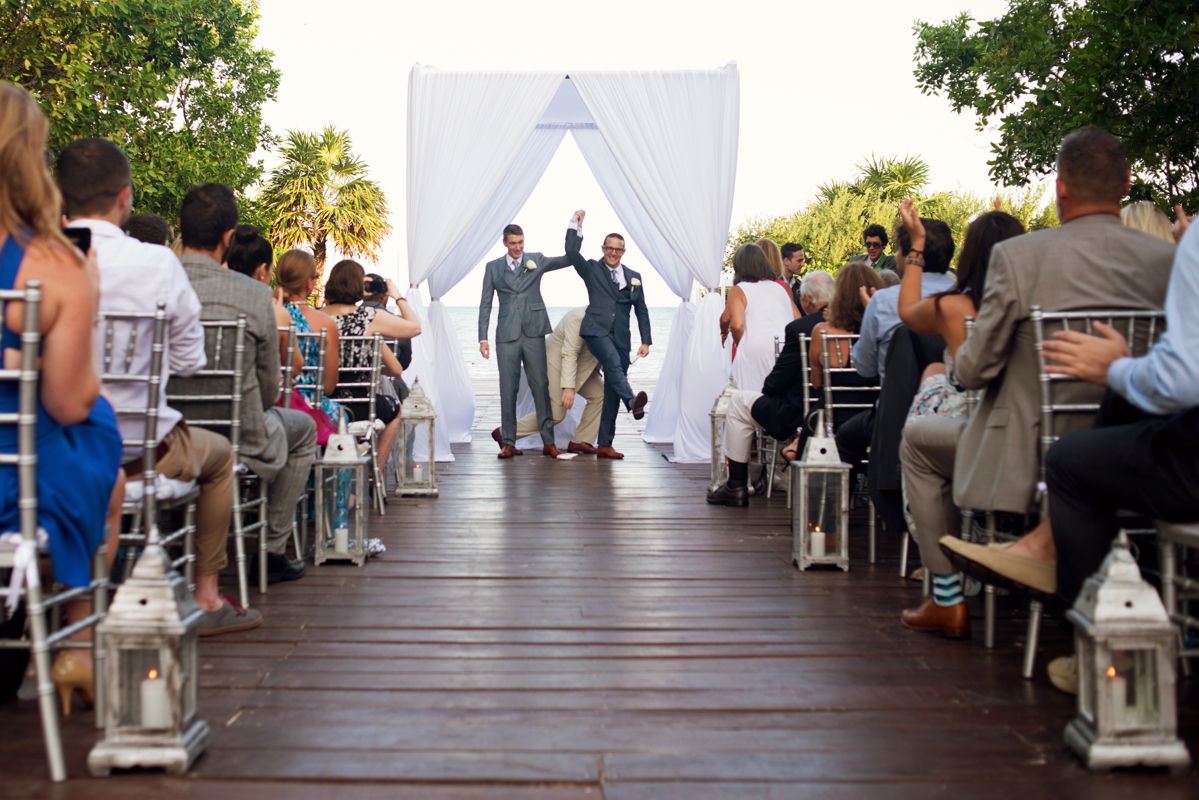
[{"left": 71, "top": 219, "right": 207, "bottom": 460}]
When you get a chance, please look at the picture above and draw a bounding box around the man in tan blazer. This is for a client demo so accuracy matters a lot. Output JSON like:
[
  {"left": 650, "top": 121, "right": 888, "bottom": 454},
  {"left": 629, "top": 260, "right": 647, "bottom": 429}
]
[
  {"left": 512, "top": 307, "right": 605, "bottom": 454},
  {"left": 899, "top": 127, "right": 1174, "bottom": 638}
]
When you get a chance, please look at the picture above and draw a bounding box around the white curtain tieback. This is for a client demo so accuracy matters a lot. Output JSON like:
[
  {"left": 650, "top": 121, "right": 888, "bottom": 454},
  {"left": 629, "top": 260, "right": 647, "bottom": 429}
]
[{"left": 3, "top": 532, "right": 45, "bottom": 611}]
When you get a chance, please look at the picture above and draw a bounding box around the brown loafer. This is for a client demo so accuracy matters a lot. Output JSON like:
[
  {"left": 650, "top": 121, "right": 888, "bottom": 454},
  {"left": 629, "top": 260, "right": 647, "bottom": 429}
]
[
  {"left": 491, "top": 427, "right": 504, "bottom": 450},
  {"left": 706, "top": 483, "right": 749, "bottom": 507},
  {"left": 543, "top": 444, "right": 563, "bottom": 458},
  {"left": 938, "top": 536, "right": 1056, "bottom": 603},
  {"left": 568, "top": 441, "right": 598, "bottom": 455},
  {"left": 631, "top": 391, "right": 648, "bottom": 420},
  {"left": 901, "top": 598, "right": 970, "bottom": 639},
  {"left": 497, "top": 445, "right": 522, "bottom": 459},
  {"left": 596, "top": 446, "right": 624, "bottom": 459}
]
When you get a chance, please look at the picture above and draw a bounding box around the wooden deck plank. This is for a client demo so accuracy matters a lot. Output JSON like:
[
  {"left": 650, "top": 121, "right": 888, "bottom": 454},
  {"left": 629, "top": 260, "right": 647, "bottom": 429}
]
[{"left": 0, "top": 391, "right": 1193, "bottom": 797}]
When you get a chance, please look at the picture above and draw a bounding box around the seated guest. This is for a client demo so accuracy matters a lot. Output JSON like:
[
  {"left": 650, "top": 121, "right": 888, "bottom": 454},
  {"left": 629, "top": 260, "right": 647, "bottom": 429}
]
[
  {"left": 362, "top": 272, "right": 412, "bottom": 368},
  {"left": 224, "top": 224, "right": 303, "bottom": 376},
  {"left": 274, "top": 249, "right": 344, "bottom": 424},
  {"left": 850, "top": 223, "right": 897, "bottom": 270},
  {"left": 943, "top": 214, "right": 1196, "bottom": 669},
  {"left": 781, "top": 243, "right": 807, "bottom": 308},
  {"left": 876, "top": 268, "right": 901, "bottom": 288},
  {"left": 122, "top": 212, "right": 171, "bottom": 246},
  {"left": 1120, "top": 199, "right": 1174, "bottom": 243},
  {"left": 892, "top": 202, "right": 1025, "bottom": 635},
  {"left": 0, "top": 83, "right": 125, "bottom": 710},
  {"left": 793, "top": 269, "right": 834, "bottom": 337},
  {"left": 321, "top": 259, "right": 421, "bottom": 475},
  {"left": 839, "top": 219, "right": 957, "bottom": 470},
  {"left": 58, "top": 138, "right": 259, "bottom": 637},
  {"left": 174, "top": 183, "right": 316, "bottom": 584},
  {"left": 721, "top": 243, "right": 799, "bottom": 394}
]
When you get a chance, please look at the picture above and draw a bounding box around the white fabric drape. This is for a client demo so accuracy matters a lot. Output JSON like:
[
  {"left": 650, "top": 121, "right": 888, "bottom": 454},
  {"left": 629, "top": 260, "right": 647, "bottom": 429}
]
[
  {"left": 641, "top": 299, "right": 695, "bottom": 443},
  {"left": 406, "top": 66, "right": 563, "bottom": 285},
  {"left": 571, "top": 65, "right": 739, "bottom": 460},
  {"left": 400, "top": 288, "right": 455, "bottom": 462}
]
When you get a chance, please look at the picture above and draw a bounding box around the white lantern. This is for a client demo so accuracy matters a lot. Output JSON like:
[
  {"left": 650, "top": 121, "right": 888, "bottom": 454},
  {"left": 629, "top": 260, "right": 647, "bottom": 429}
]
[
  {"left": 397, "top": 379, "right": 438, "bottom": 497},
  {"left": 790, "top": 432, "right": 850, "bottom": 572},
  {"left": 88, "top": 545, "right": 209, "bottom": 775},
  {"left": 1064, "top": 532, "right": 1190, "bottom": 771},
  {"left": 708, "top": 377, "right": 738, "bottom": 492},
  {"left": 313, "top": 420, "right": 370, "bottom": 567}
]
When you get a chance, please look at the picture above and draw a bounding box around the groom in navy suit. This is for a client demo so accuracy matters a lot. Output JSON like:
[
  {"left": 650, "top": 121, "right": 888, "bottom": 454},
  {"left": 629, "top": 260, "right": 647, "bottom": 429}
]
[{"left": 565, "top": 211, "right": 651, "bottom": 459}]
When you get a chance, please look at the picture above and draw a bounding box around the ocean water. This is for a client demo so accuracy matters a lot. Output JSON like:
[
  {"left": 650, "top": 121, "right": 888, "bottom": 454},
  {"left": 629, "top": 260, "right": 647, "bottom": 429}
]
[{"left": 445, "top": 305, "right": 679, "bottom": 392}]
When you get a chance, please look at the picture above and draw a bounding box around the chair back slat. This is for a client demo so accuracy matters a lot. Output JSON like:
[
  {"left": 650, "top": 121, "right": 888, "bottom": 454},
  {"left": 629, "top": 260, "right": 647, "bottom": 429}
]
[
  {"left": 335, "top": 334, "right": 383, "bottom": 423},
  {"left": 1031, "top": 305, "right": 1166, "bottom": 514},
  {"left": 819, "top": 332, "right": 879, "bottom": 437},
  {"left": 798, "top": 334, "right": 811, "bottom": 420},
  {"left": 278, "top": 324, "right": 297, "bottom": 409},
  {"left": 165, "top": 317, "right": 247, "bottom": 453},
  {"left": 294, "top": 329, "right": 327, "bottom": 410},
  {"left": 0, "top": 282, "right": 43, "bottom": 541}
]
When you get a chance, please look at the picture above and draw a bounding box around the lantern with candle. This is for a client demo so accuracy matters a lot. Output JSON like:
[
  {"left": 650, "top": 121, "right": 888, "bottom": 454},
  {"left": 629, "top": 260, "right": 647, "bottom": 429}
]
[
  {"left": 88, "top": 544, "right": 209, "bottom": 775},
  {"left": 1064, "top": 531, "right": 1190, "bottom": 771},
  {"left": 313, "top": 415, "right": 371, "bottom": 567},
  {"left": 708, "top": 377, "right": 738, "bottom": 493},
  {"left": 396, "top": 379, "right": 438, "bottom": 497},
  {"left": 790, "top": 429, "right": 851, "bottom": 572}
]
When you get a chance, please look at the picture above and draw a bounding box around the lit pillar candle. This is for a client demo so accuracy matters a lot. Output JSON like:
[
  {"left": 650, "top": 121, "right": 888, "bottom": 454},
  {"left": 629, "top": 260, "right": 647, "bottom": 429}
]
[
  {"left": 1108, "top": 665, "right": 1127, "bottom": 725},
  {"left": 413, "top": 464, "right": 424, "bottom": 483},
  {"left": 810, "top": 526, "right": 826, "bottom": 558},
  {"left": 140, "top": 669, "right": 170, "bottom": 728},
  {"left": 334, "top": 526, "right": 349, "bottom": 554}
]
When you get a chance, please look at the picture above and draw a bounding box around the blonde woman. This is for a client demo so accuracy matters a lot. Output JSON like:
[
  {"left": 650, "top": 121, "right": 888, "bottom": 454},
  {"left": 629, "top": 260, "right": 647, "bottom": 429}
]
[
  {"left": 1120, "top": 200, "right": 1174, "bottom": 243},
  {"left": 756, "top": 237, "right": 786, "bottom": 282},
  {"left": 277, "top": 250, "right": 343, "bottom": 422},
  {"left": 0, "top": 82, "right": 125, "bottom": 712}
]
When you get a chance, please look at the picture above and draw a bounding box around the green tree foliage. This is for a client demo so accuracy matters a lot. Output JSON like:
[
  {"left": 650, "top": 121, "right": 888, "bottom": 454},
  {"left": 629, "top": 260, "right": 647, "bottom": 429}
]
[
  {"left": 728, "top": 155, "right": 1057, "bottom": 274},
  {"left": 0, "top": 0, "right": 280, "bottom": 219},
  {"left": 256, "top": 127, "right": 392, "bottom": 292},
  {"left": 913, "top": 0, "right": 1199, "bottom": 211}
]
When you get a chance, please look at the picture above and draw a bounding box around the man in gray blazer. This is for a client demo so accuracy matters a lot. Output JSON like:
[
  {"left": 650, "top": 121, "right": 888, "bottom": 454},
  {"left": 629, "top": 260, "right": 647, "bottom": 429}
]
[
  {"left": 173, "top": 183, "right": 316, "bottom": 585},
  {"left": 899, "top": 127, "right": 1174, "bottom": 637},
  {"left": 479, "top": 217, "right": 578, "bottom": 458}
]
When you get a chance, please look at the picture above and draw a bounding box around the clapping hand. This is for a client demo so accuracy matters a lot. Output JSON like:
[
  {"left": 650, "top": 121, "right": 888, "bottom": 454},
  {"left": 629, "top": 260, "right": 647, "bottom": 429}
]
[
  {"left": 1174, "top": 205, "right": 1194, "bottom": 243},
  {"left": 899, "top": 199, "right": 926, "bottom": 253},
  {"left": 1041, "top": 322, "right": 1131, "bottom": 386},
  {"left": 859, "top": 286, "right": 877, "bottom": 307}
]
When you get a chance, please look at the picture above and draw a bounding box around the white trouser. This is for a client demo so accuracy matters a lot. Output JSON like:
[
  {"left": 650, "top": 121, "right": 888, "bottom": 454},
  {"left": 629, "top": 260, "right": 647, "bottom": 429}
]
[{"left": 721, "top": 390, "right": 763, "bottom": 464}]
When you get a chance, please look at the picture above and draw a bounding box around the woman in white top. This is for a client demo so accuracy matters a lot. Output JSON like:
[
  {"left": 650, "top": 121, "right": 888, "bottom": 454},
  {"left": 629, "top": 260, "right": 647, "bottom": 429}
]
[{"left": 720, "top": 243, "right": 800, "bottom": 393}]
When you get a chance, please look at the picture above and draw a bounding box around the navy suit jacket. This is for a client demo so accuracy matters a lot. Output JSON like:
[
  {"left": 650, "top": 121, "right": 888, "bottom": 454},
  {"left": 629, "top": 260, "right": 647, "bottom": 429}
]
[
  {"left": 750, "top": 317, "right": 810, "bottom": 440},
  {"left": 565, "top": 228, "right": 651, "bottom": 353}
]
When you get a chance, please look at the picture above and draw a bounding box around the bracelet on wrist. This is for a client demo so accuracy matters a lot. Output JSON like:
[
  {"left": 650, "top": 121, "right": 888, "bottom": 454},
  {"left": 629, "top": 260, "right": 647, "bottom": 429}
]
[
  {"left": 906, "top": 255, "right": 926, "bottom": 267},
  {"left": 908, "top": 248, "right": 924, "bottom": 256}
]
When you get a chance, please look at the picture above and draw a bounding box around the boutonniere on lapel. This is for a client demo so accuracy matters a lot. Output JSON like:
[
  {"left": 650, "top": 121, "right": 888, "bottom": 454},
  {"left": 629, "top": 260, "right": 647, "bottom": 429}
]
[
  {"left": 630, "top": 277, "right": 641, "bottom": 287},
  {"left": 523, "top": 258, "right": 536, "bottom": 271}
]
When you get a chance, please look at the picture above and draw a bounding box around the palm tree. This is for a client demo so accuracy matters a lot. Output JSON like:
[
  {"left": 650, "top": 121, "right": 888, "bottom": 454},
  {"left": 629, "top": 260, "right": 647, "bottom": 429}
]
[
  {"left": 258, "top": 126, "right": 391, "bottom": 287},
  {"left": 855, "top": 154, "right": 932, "bottom": 200}
]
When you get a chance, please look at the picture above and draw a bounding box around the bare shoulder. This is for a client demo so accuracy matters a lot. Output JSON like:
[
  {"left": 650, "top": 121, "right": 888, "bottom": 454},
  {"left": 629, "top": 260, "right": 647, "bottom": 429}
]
[{"left": 20, "top": 237, "right": 82, "bottom": 281}]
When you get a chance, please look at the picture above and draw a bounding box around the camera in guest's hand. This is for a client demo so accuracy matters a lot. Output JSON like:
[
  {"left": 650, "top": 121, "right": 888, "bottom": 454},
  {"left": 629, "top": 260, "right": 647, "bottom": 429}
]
[{"left": 365, "top": 274, "right": 387, "bottom": 296}]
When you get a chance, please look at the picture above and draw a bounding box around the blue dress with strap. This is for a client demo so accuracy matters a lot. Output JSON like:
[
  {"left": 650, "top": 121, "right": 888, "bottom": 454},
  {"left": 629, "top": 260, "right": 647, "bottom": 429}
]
[{"left": 0, "top": 235, "right": 122, "bottom": 588}]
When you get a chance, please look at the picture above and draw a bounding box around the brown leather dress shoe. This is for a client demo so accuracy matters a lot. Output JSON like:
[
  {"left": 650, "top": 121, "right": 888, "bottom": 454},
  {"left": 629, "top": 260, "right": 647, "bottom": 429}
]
[
  {"left": 568, "top": 442, "right": 598, "bottom": 455},
  {"left": 491, "top": 427, "right": 504, "bottom": 449},
  {"left": 596, "top": 445, "right": 624, "bottom": 459},
  {"left": 631, "top": 391, "right": 648, "bottom": 420},
  {"left": 497, "top": 445, "right": 522, "bottom": 459},
  {"left": 543, "top": 444, "right": 563, "bottom": 457},
  {"left": 706, "top": 483, "right": 749, "bottom": 507},
  {"left": 901, "top": 598, "right": 970, "bottom": 639}
]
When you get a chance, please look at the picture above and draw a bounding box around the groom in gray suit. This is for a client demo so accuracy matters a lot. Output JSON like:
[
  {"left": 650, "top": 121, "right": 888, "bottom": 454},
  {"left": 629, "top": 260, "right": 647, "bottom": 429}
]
[{"left": 479, "top": 217, "right": 579, "bottom": 459}]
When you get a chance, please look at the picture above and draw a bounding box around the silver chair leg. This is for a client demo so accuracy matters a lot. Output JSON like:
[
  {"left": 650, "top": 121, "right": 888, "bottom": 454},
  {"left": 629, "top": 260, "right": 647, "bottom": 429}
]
[
  {"left": 184, "top": 502, "right": 196, "bottom": 593},
  {"left": 899, "top": 531, "right": 909, "bottom": 577},
  {"left": 27, "top": 579, "right": 67, "bottom": 781},
  {"left": 300, "top": 492, "right": 309, "bottom": 558},
  {"left": 868, "top": 500, "right": 876, "bottom": 564},
  {"left": 291, "top": 521, "right": 302, "bottom": 562},
  {"left": 258, "top": 481, "right": 269, "bottom": 595},
  {"left": 231, "top": 477, "right": 249, "bottom": 609},
  {"left": 922, "top": 569, "right": 931, "bottom": 598},
  {"left": 1022, "top": 600, "right": 1043, "bottom": 680},
  {"left": 984, "top": 585, "right": 996, "bottom": 649},
  {"left": 92, "top": 541, "right": 108, "bottom": 730}
]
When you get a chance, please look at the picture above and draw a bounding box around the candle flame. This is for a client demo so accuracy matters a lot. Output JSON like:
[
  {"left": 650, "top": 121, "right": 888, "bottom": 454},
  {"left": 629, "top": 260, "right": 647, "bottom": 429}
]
[
  {"left": 1106, "top": 665, "right": 1116, "bottom": 678},
  {"left": 814, "top": 526, "right": 821, "bottom": 533},
  {"left": 148, "top": 669, "right": 159, "bottom": 680}
]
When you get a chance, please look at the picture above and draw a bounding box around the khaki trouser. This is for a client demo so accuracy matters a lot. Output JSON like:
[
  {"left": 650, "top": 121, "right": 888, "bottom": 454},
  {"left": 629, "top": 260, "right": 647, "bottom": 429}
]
[
  {"left": 151, "top": 421, "right": 234, "bottom": 577},
  {"left": 900, "top": 415, "right": 967, "bottom": 575},
  {"left": 515, "top": 364, "right": 606, "bottom": 445}
]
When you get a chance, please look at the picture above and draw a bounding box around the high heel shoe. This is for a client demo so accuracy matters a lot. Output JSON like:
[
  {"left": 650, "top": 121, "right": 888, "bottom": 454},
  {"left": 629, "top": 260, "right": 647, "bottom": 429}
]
[{"left": 51, "top": 651, "right": 94, "bottom": 716}]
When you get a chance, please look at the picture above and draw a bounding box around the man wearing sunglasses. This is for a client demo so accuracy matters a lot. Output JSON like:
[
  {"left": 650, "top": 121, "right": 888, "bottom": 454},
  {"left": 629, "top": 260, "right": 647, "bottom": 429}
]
[
  {"left": 564, "top": 211, "right": 651, "bottom": 460},
  {"left": 850, "top": 224, "right": 897, "bottom": 271}
]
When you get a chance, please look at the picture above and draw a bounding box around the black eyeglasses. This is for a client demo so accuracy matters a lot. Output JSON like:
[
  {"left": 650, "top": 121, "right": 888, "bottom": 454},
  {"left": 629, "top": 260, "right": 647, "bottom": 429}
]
[{"left": 602, "top": 246, "right": 626, "bottom": 253}]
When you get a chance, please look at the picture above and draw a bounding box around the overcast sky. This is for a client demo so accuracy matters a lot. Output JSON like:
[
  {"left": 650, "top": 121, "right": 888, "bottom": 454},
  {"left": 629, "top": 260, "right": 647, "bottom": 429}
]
[{"left": 254, "top": 0, "right": 1025, "bottom": 307}]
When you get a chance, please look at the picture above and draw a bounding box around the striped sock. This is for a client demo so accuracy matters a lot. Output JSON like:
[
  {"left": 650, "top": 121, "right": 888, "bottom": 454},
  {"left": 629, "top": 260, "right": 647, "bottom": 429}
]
[{"left": 932, "top": 573, "right": 964, "bottom": 607}]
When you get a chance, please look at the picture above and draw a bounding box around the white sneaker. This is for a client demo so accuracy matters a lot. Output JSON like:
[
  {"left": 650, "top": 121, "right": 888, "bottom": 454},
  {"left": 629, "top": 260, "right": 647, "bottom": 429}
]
[{"left": 1047, "top": 655, "right": 1077, "bottom": 695}]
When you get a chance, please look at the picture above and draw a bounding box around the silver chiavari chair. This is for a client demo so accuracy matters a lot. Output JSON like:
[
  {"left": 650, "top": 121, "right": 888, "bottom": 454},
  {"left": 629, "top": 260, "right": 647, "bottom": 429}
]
[
  {"left": 819, "top": 331, "right": 881, "bottom": 563},
  {"left": 292, "top": 328, "right": 329, "bottom": 554},
  {"left": 0, "top": 281, "right": 109, "bottom": 780},
  {"left": 165, "top": 317, "right": 267, "bottom": 606},
  {"left": 784, "top": 333, "right": 813, "bottom": 512},
  {"left": 98, "top": 305, "right": 199, "bottom": 590},
  {"left": 755, "top": 335, "right": 786, "bottom": 500},
  {"left": 334, "top": 333, "right": 386, "bottom": 513},
  {"left": 278, "top": 324, "right": 297, "bottom": 411}
]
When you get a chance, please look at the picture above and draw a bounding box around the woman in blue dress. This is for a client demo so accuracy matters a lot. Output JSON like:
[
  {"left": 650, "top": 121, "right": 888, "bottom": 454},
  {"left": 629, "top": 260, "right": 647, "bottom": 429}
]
[
  {"left": 274, "top": 250, "right": 345, "bottom": 425},
  {"left": 0, "top": 82, "right": 125, "bottom": 714}
]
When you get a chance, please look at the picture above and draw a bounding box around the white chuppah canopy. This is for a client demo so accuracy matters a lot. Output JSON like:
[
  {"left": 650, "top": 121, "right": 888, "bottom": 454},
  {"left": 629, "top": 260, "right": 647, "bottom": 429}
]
[{"left": 403, "top": 63, "right": 738, "bottom": 462}]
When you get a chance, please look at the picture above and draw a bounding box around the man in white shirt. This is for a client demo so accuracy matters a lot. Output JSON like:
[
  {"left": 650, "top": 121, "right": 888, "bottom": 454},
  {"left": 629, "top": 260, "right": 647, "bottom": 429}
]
[{"left": 58, "top": 138, "right": 260, "bottom": 635}]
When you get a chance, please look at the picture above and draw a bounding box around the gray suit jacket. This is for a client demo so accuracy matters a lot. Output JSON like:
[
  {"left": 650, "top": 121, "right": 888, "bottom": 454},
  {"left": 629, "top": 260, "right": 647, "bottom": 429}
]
[
  {"left": 176, "top": 253, "right": 286, "bottom": 477},
  {"left": 952, "top": 214, "right": 1175, "bottom": 512},
  {"left": 478, "top": 248, "right": 571, "bottom": 344}
]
